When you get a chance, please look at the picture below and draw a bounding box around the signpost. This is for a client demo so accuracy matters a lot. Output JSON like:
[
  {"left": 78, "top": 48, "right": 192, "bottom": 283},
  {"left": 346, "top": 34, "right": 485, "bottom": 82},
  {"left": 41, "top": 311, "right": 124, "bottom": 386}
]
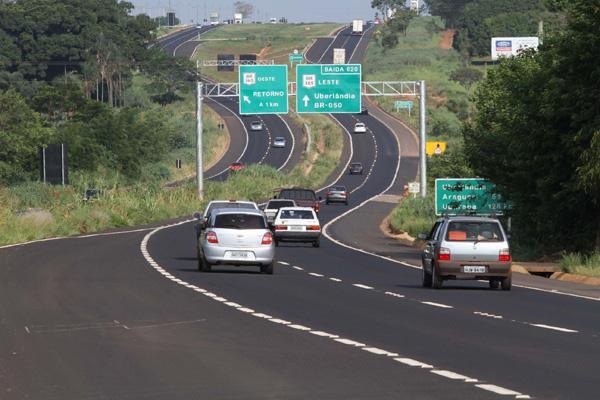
[
  {"left": 395, "top": 100, "right": 414, "bottom": 116},
  {"left": 426, "top": 141, "right": 446, "bottom": 156},
  {"left": 239, "top": 65, "right": 288, "bottom": 115},
  {"left": 296, "top": 64, "right": 361, "bottom": 113},
  {"left": 435, "top": 178, "right": 511, "bottom": 216},
  {"left": 408, "top": 182, "right": 420, "bottom": 196}
]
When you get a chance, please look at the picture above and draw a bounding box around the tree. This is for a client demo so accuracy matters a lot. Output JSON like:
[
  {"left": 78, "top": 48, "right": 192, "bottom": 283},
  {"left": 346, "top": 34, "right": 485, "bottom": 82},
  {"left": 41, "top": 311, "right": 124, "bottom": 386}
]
[
  {"left": 371, "top": 0, "right": 404, "bottom": 20},
  {"left": 424, "top": 0, "right": 473, "bottom": 28},
  {"left": 234, "top": 1, "right": 254, "bottom": 18},
  {"left": 450, "top": 67, "right": 483, "bottom": 95}
]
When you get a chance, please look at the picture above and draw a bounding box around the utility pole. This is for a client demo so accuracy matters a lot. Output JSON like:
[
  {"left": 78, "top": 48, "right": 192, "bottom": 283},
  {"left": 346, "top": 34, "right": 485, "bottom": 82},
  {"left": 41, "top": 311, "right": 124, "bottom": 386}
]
[
  {"left": 419, "top": 80, "right": 427, "bottom": 198},
  {"left": 196, "top": 81, "right": 204, "bottom": 200}
]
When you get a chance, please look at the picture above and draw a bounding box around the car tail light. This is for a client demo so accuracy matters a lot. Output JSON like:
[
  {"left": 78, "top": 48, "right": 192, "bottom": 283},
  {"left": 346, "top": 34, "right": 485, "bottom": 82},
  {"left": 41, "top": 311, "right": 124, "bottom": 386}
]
[
  {"left": 274, "top": 225, "right": 287, "bottom": 231},
  {"left": 499, "top": 248, "right": 511, "bottom": 262},
  {"left": 306, "top": 225, "right": 320, "bottom": 231},
  {"left": 206, "top": 231, "right": 218, "bottom": 244},
  {"left": 261, "top": 232, "right": 273, "bottom": 245},
  {"left": 438, "top": 247, "right": 451, "bottom": 261}
]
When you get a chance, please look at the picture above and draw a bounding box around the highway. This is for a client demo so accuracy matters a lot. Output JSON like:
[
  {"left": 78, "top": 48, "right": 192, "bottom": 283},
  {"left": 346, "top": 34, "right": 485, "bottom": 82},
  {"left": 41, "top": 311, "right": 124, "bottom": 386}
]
[
  {"left": 157, "top": 26, "right": 303, "bottom": 179},
  {"left": 1, "top": 23, "right": 600, "bottom": 400}
]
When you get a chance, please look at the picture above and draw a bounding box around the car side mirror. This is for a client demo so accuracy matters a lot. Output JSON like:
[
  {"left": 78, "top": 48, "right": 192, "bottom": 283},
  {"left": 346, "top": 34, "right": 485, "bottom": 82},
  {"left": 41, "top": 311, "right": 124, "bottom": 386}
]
[
  {"left": 417, "top": 233, "right": 429, "bottom": 240},
  {"left": 193, "top": 212, "right": 202, "bottom": 220}
]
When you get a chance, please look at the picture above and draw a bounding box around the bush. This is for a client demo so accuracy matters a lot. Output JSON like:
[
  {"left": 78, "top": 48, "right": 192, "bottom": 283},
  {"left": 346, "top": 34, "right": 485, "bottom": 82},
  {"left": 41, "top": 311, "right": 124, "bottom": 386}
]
[
  {"left": 560, "top": 252, "right": 600, "bottom": 278},
  {"left": 389, "top": 195, "right": 436, "bottom": 237}
]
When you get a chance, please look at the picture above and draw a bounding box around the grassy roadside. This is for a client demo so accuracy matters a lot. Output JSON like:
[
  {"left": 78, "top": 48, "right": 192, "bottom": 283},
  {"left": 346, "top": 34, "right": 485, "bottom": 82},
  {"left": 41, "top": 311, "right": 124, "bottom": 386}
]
[
  {"left": 0, "top": 112, "right": 342, "bottom": 246},
  {"left": 194, "top": 23, "right": 342, "bottom": 82},
  {"left": 559, "top": 252, "right": 600, "bottom": 278}
]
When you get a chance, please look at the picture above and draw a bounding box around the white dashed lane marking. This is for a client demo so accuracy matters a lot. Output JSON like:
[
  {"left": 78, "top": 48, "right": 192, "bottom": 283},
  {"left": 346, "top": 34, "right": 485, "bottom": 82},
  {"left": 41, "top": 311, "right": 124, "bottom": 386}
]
[
  {"left": 420, "top": 301, "right": 454, "bottom": 309},
  {"left": 141, "top": 221, "right": 532, "bottom": 399},
  {"left": 353, "top": 284, "right": 374, "bottom": 290},
  {"left": 529, "top": 323, "right": 578, "bottom": 333}
]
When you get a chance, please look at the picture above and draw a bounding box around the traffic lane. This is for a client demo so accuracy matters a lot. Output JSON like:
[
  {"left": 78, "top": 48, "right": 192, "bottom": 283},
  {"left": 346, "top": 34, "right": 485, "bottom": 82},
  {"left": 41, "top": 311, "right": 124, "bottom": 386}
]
[
  {"left": 278, "top": 114, "right": 305, "bottom": 174},
  {"left": 319, "top": 26, "right": 353, "bottom": 63},
  {"left": 150, "top": 223, "right": 591, "bottom": 400},
  {"left": 147, "top": 224, "right": 504, "bottom": 400},
  {"left": 203, "top": 98, "right": 248, "bottom": 180},
  {"left": 0, "top": 235, "right": 485, "bottom": 400},
  {"left": 256, "top": 113, "right": 295, "bottom": 170},
  {"left": 349, "top": 26, "right": 375, "bottom": 63},
  {"left": 173, "top": 39, "right": 202, "bottom": 58},
  {"left": 158, "top": 26, "right": 215, "bottom": 56},
  {"left": 305, "top": 37, "right": 333, "bottom": 63}
]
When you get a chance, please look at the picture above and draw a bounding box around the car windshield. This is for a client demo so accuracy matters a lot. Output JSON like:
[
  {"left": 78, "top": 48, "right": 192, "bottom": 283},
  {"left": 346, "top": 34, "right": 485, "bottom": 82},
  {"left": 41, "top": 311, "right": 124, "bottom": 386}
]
[
  {"left": 356, "top": 123, "right": 364, "bottom": 127},
  {"left": 445, "top": 221, "right": 504, "bottom": 242},
  {"left": 330, "top": 186, "right": 346, "bottom": 192},
  {"left": 351, "top": 163, "right": 362, "bottom": 168},
  {"left": 251, "top": 121, "right": 261, "bottom": 125},
  {"left": 279, "top": 210, "right": 315, "bottom": 219},
  {"left": 275, "top": 137, "right": 284, "bottom": 141},
  {"left": 279, "top": 189, "right": 316, "bottom": 201},
  {"left": 267, "top": 200, "right": 295, "bottom": 210},
  {"left": 213, "top": 214, "right": 266, "bottom": 229}
]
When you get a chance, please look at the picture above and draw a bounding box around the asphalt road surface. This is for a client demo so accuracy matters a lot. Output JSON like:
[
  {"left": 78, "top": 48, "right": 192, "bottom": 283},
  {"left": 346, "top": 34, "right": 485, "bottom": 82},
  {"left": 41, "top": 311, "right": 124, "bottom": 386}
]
[{"left": 1, "top": 24, "right": 599, "bottom": 400}]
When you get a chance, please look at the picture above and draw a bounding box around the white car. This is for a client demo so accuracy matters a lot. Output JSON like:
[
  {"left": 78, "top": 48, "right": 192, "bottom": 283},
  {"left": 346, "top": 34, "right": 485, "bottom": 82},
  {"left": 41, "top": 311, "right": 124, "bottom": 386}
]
[
  {"left": 250, "top": 121, "right": 263, "bottom": 131},
  {"left": 353, "top": 122, "right": 367, "bottom": 133},
  {"left": 263, "top": 199, "right": 296, "bottom": 225},
  {"left": 273, "top": 207, "right": 321, "bottom": 247},
  {"left": 272, "top": 137, "right": 286, "bottom": 148}
]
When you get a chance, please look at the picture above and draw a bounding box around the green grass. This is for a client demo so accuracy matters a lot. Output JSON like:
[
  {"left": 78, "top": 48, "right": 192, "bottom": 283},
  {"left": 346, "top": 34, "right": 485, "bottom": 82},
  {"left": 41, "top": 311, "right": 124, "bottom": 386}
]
[
  {"left": 364, "top": 16, "right": 475, "bottom": 138},
  {"left": 388, "top": 195, "right": 436, "bottom": 238},
  {"left": 194, "top": 23, "right": 342, "bottom": 82},
  {"left": 559, "top": 252, "right": 600, "bottom": 278},
  {"left": 0, "top": 111, "right": 342, "bottom": 246}
]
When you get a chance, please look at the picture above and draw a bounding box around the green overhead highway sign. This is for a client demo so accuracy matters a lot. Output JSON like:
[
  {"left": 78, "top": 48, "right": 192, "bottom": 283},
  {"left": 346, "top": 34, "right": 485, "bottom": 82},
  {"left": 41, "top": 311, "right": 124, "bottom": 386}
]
[
  {"left": 289, "top": 54, "right": 304, "bottom": 62},
  {"left": 239, "top": 65, "right": 288, "bottom": 115},
  {"left": 296, "top": 64, "right": 362, "bottom": 113},
  {"left": 435, "top": 178, "right": 512, "bottom": 216}
]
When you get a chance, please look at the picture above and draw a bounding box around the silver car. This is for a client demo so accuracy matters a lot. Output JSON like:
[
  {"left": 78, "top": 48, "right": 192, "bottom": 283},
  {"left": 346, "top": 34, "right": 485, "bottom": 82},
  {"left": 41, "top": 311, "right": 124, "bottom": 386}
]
[
  {"left": 272, "top": 137, "right": 286, "bottom": 148},
  {"left": 419, "top": 216, "right": 512, "bottom": 290},
  {"left": 250, "top": 121, "right": 263, "bottom": 131},
  {"left": 198, "top": 209, "right": 275, "bottom": 274}
]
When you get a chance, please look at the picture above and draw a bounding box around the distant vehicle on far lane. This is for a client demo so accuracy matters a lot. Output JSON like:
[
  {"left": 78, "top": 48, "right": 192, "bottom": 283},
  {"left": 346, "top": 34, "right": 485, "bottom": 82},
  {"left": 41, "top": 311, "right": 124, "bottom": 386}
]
[
  {"left": 229, "top": 162, "right": 244, "bottom": 172},
  {"left": 263, "top": 199, "right": 296, "bottom": 225},
  {"left": 353, "top": 122, "right": 367, "bottom": 133},
  {"left": 250, "top": 121, "right": 263, "bottom": 131},
  {"left": 272, "top": 137, "right": 286, "bottom": 148},
  {"left": 349, "top": 162, "right": 364, "bottom": 175},
  {"left": 277, "top": 188, "right": 321, "bottom": 214},
  {"left": 326, "top": 185, "right": 349, "bottom": 205}
]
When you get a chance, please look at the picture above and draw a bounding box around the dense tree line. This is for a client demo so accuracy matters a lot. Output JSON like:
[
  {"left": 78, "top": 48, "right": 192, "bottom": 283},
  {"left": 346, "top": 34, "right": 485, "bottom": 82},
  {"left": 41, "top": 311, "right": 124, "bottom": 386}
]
[
  {"left": 465, "top": 0, "right": 600, "bottom": 253},
  {"left": 0, "top": 0, "right": 197, "bottom": 184},
  {"left": 425, "top": 0, "right": 564, "bottom": 56},
  {"left": 371, "top": 1, "right": 417, "bottom": 50}
]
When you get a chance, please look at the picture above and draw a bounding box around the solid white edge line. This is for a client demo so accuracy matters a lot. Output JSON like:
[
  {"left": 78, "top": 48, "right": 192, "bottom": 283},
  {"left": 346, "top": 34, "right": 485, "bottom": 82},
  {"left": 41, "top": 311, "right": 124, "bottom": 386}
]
[
  {"left": 529, "top": 323, "right": 578, "bottom": 333},
  {"left": 476, "top": 384, "right": 523, "bottom": 396},
  {"left": 276, "top": 114, "right": 296, "bottom": 171},
  {"left": 315, "top": 114, "right": 354, "bottom": 194}
]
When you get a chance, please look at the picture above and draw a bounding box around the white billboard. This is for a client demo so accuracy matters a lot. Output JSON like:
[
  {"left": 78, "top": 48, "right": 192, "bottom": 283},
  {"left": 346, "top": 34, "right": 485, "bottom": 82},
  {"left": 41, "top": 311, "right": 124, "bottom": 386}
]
[{"left": 491, "top": 37, "right": 539, "bottom": 60}]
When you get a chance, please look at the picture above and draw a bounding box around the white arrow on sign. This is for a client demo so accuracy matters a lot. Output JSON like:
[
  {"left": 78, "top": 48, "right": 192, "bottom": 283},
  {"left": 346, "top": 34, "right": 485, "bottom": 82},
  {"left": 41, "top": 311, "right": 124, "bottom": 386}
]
[
  {"left": 302, "top": 95, "right": 309, "bottom": 107},
  {"left": 243, "top": 96, "right": 251, "bottom": 104}
]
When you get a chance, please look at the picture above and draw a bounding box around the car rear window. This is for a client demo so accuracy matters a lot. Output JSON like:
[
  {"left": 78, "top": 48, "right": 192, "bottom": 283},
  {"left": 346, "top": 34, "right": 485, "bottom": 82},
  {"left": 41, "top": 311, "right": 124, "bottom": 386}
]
[
  {"left": 445, "top": 221, "right": 504, "bottom": 242},
  {"left": 213, "top": 214, "right": 266, "bottom": 229},
  {"left": 207, "top": 202, "right": 255, "bottom": 215},
  {"left": 279, "top": 210, "right": 315, "bottom": 219},
  {"left": 279, "top": 189, "right": 316, "bottom": 201},
  {"left": 330, "top": 186, "right": 346, "bottom": 192},
  {"left": 267, "top": 200, "right": 295, "bottom": 209}
]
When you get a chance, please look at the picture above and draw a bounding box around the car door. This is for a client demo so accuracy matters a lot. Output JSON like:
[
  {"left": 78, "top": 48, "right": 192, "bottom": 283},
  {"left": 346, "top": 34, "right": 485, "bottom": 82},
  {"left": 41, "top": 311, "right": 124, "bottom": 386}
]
[{"left": 423, "top": 221, "right": 443, "bottom": 272}]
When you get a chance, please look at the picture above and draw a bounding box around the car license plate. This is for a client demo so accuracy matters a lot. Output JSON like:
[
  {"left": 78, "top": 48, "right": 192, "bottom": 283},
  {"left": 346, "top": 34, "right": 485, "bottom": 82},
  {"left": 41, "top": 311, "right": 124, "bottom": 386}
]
[
  {"left": 229, "top": 251, "right": 250, "bottom": 259},
  {"left": 289, "top": 226, "right": 304, "bottom": 231},
  {"left": 463, "top": 265, "right": 487, "bottom": 273}
]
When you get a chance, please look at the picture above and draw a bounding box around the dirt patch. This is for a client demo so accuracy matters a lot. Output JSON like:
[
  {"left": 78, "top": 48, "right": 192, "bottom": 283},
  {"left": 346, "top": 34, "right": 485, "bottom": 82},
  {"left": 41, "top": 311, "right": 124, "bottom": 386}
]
[
  {"left": 257, "top": 46, "right": 271, "bottom": 59},
  {"left": 379, "top": 215, "right": 426, "bottom": 249},
  {"left": 550, "top": 272, "right": 600, "bottom": 286},
  {"left": 439, "top": 29, "right": 455, "bottom": 49}
]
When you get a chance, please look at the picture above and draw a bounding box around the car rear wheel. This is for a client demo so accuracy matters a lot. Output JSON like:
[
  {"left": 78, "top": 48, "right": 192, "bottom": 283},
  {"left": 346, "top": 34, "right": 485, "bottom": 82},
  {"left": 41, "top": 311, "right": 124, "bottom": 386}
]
[
  {"left": 261, "top": 263, "right": 274, "bottom": 275},
  {"left": 431, "top": 265, "right": 443, "bottom": 289},
  {"left": 422, "top": 265, "right": 432, "bottom": 287},
  {"left": 489, "top": 280, "right": 500, "bottom": 289},
  {"left": 501, "top": 274, "right": 512, "bottom": 291},
  {"left": 313, "top": 238, "right": 321, "bottom": 248}
]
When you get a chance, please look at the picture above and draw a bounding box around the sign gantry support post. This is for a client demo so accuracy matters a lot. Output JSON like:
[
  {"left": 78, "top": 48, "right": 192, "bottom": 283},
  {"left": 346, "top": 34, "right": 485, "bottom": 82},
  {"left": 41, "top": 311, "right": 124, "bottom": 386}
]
[
  {"left": 196, "top": 81, "right": 203, "bottom": 200},
  {"left": 419, "top": 80, "right": 427, "bottom": 198}
]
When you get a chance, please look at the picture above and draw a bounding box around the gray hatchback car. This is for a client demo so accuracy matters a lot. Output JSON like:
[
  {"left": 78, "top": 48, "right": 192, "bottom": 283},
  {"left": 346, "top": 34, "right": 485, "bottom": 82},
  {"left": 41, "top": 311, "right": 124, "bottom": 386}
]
[
  {"left": 419, "top": 216, "right": 512, "bottom": 290},
  {"left": 198, "top": 209, "right": 275, "bottom": 274}
]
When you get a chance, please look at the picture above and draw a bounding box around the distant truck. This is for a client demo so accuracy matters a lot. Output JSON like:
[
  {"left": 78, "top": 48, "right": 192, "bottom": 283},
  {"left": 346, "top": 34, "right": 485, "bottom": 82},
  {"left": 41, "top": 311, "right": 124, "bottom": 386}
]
[
  {"left": 234, "top": 13, "right": 243, "bottom": 24},
  {"left": 352, "top": 19, "right": 364, "bottom": 35},
  {"left": 209, "top": 12, "right": 219, "bottom": 25}
]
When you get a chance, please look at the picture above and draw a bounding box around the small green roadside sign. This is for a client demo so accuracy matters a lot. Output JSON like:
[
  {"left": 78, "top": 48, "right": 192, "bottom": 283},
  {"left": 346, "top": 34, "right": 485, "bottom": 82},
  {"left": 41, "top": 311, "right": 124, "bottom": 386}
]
[
  {"left": 395, "top": 100, "right": 413, "bottom": 109},
  {"left": 239, "top": 65, "right": 288, "bottom": 115},
  {"left": 435, "top": 178, "right": 512, "bottom": 216},
  {"left": 296, "top": 64, "right": 361, "bottom": 113},
  {"left": 289, "top": 54, "right": 304, "bottom": 62}
]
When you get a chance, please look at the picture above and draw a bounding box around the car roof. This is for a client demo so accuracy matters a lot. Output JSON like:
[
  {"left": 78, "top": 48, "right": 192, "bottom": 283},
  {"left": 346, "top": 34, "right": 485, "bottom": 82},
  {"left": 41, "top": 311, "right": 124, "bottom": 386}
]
[
  {"left": 208, "top": 200, "right": 255, "bottom": 205},
  {"left": 274, "top": 136, "right": 285, "bottom": 140},
  {"left": 278, "top": 206, "right": 315, "bottom": 212},
  {"left": 355, "top": 122, "right": 365, "bottom": 125},
  {"left": 437, "top": 216, "right": 502, "bottom": 222},
  {"left": 211, "top": 208, "right": 264, "bottom": 217},
  {"left": 351, "top": 162, "right": 363, "bottom": 165},
  {"left": 330, "top": 185, "right": 346, "bottom": 190}
]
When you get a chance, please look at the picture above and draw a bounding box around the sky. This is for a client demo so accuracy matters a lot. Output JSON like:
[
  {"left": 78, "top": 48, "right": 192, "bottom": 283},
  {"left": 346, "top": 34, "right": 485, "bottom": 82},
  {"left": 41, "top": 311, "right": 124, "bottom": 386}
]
[{"left": 128, "top": 0, "right": 380, "bottom": 24}]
